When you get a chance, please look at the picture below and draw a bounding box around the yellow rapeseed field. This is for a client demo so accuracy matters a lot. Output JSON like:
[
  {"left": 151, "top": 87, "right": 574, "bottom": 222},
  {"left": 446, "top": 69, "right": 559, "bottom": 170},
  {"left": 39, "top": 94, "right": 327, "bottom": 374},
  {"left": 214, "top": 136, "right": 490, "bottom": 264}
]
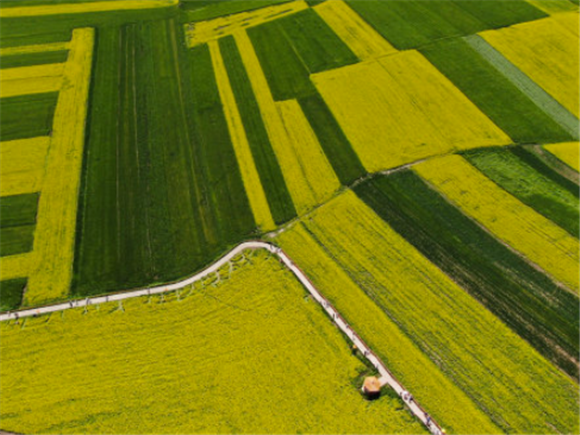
[
  {"left": 313, "top": 0, "right": 396, "bottom": 61},
  {"left": 0, "top": 41, "right": 70, "bottom": 56},
  {"left": 276, "top": 223, "right": 501, "bottom": 435},
  {"left": 209, "top": 40, "right": 275, "bottom": 232},
  {"left": 0, "top": 0, "right": 178, "bottom": 18},
  {"left": 1, "top": 63, "right": 64, "bottom": 97},
  {"left": 25, "top": 28, "right": 94, "bottom": 306},
  {"left": 481, "top": 13, "right": 579, "bottom": 117},
  {"left": 185, "top": 1, "right": 308, "bottom": 47},
  {"left": 0, "top": 253, "right": 33, "bottom": 281},
  {"left": 0, "top": 252, "right": 424, "bottom": 435},
  {"left": 312, "top": 50, "right": 510, "bottom": 173},
  {"left": 0, "top": 137, "right": 50, "bottom": 196},
  {"left": 415, "top": 155, "right": 579, "bottom": 294},
  {"left": 544, "top": 141, "right": 580, "bottom": 170},
  {"left": 235, "top": 31, "right": 340, "bottom": 215},
  {"left": 283, "top": 191, "right": 579, "bottom": 434}
]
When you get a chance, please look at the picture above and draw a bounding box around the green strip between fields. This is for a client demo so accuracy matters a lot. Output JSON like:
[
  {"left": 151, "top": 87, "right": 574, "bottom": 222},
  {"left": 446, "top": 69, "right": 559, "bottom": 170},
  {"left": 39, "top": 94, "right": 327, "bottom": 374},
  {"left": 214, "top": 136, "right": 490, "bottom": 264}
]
[
  {"left": 0, "top": 193, "right": 39, "bottom": 228},
  {"left": 464, "top": 35, "right": 579, "bottom": 140},
  {"left": 354, "top": 170, "right": 579, "bottom": 379}
]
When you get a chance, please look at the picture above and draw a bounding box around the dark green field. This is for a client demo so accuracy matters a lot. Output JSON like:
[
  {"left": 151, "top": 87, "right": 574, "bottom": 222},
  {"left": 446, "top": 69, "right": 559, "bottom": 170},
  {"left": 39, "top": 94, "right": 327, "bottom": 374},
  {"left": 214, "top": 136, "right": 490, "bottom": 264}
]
[
  {"left": 346, "top": 0, "right": 546, "bottom": 50},
  {"left": 0, "top": 93, "right": 57, "bottom": 141},
  {"left": 73, "top": 19, "right": 256, "bottom": 296}
]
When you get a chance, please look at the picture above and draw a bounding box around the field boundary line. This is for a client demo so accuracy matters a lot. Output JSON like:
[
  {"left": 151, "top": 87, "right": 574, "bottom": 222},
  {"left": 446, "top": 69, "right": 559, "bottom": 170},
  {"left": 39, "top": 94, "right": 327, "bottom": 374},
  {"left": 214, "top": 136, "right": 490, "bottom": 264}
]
[{"left": 0, "top": 240, "right": 443, "bottom": 435}]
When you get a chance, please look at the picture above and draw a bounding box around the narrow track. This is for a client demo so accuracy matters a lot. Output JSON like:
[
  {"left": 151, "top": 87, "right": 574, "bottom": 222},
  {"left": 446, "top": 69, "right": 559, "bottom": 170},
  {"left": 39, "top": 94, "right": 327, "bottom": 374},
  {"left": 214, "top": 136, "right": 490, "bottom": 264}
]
[{"left": 1, "top": 241, "right": 444, "bottom": 435}]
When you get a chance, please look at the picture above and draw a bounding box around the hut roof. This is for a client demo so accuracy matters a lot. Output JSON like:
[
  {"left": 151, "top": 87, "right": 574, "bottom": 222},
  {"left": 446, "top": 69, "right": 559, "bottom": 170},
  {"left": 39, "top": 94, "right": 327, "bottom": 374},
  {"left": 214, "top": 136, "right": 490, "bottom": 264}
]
[{"left": 363, "top": 376, "right": 381, "bottom": 393}]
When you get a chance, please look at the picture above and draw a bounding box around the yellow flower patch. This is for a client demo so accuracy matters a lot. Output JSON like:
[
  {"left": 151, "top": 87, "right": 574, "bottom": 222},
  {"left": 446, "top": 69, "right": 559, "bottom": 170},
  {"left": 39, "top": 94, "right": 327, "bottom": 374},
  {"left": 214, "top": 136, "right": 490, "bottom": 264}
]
[
  {"left": 0, "top": 137, "right": 50, "bottom": 197},
  {"left": 544, "top": 141, "right": 579, "bottom": 171},
  {"left": 312, "top": 50, "right": 510, "bottom": 173}
]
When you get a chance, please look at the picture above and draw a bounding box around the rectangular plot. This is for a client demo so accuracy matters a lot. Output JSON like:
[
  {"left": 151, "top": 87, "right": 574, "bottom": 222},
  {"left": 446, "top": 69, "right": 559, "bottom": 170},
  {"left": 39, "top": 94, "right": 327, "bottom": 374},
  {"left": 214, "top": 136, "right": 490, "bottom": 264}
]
[
  {"left": 298, "top": 93, "right": 365, "bottom": 185},
  {"left": 0, "top": 137, "right": 50, "bottom": 196},
  {"left": 414, "top": 155, "right": 579, "bottom": 294},
  {"left": 0, "top": 193, "right": 39, "bottom": 228},
  {"left": 0, "top": 278, "right": 26, "bottom": 311},
  {"left": 355, "top": 170, "right": 579, "bottom": 378},
  {"left": 0, "top": 225, "right": 35, "bottom": 257},
  {"left": 314, "top": 0, "right": 396, "bottom": 60},
  {"left": 276, "top": 8, "right": 359, "bottom": 73},
  {"left": 0, "top": 75, "right": 62, "bottom": 98},
  {"left": 0, "top": 40, "right": 69, "bottom": 55},
  {"left": 464, "top": 147, "right": 579, "bottom": 236},
  {"left": 0, "top": 252, "right": 33, "bottom": 281},
  {"left": 209, "top": 40, "right": 275, "bottom": 232},
  {"left": 218, "top": 35, "right": 296, "bottom": 225},
  {"left": 247, "top": 20, "right": 315, "bottom": 100},
  {"left": 0, "top": 92, "right": 57, "bottom": 141},
  {"left": 299, "top": 191, "right": 578, "bottom": 434},
  {"left": 481, "top": 13, "right": 579, "bottom": 118},
  {"left": 312, "top": 50, "right": 509, "bottom": 172},
  {"left": 420, "top": 38, "right": 573, "bottom": 143},
  {"left": 0, "top": 62, "right": 63, "bottom": 80}
]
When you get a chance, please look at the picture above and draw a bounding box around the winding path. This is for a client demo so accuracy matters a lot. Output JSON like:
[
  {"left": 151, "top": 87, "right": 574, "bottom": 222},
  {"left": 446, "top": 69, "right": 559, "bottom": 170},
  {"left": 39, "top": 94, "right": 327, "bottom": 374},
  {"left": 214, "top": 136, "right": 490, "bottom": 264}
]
[{"left": 0, "top": 241, "right": 444, "bottom": 435}]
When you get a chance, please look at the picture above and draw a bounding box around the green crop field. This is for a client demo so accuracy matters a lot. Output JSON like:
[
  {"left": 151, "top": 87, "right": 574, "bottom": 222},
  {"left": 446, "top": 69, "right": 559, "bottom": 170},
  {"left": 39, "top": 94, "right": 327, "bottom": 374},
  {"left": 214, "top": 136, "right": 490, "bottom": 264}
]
[{"left": 0, "top": 0, "right": 578, "bottom": 433}]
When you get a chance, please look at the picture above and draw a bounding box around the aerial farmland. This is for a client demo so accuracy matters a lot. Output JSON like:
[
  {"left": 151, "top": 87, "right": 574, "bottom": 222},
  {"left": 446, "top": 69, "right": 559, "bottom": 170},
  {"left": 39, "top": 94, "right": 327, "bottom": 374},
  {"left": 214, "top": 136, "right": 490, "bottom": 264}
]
[{"left": 0, "top": 0, "right": 578, "bottom": 434}]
